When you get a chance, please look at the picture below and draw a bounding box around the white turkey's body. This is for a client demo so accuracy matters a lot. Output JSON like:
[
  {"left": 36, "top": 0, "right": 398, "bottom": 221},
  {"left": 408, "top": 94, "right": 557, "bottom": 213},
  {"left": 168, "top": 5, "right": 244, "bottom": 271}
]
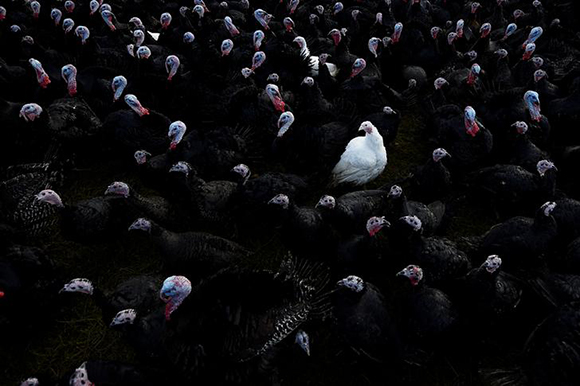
[
  {"left": 299, "top": 45, "right": 339, "bottom": 77},
  {"left": 331, "top": 129, "right": 387, "bottom": 186}
]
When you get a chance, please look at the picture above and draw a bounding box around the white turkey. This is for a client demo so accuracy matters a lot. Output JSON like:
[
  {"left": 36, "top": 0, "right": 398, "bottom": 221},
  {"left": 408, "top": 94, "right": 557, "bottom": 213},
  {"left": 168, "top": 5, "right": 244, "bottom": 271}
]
[
  {"left": 331, "top": 121, "right": 387, "bottom": 186},
  {"left": 293, "top": 36, "right": 339, "bottom": 78}
]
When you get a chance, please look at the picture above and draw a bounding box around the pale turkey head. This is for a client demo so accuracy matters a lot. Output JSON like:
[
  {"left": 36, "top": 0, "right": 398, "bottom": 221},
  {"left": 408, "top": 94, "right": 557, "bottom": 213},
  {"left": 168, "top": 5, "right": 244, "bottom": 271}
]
[
  {"left": 110, "top": 309, "right": 137, "bottom": 327},
  {"left": 541, "top": 201, "right": 557, "bottom": 217},
  {"left": 482, "top": 255, "right": 502, "bottom": 273},
  {"left": 266, "top": 84, "right": 285, "bottom": 112},
  {"left": 160, "top": 275, "right": 192, "bottom": 320},
  {"left": 511, "top": 121, "right": 528, "bottom": 135},
  {"left": 400, "top": 215, "right": 422, "bottom": 231},
  {"left": 128, "top": 218, "right": 152, "bottom": 232},
  {"left": 69, "top": 362, "right": 93, "bottom": 386},
  {"left": 277, "top": 111, "right": 295, "bottom": 137},
  {"left": 337, "top": 275, "right": 364, "bottom": 292},
  {"left": 295, "top": 330, "right": 310, "bottom": 356},
  {"left": 366, "top": 216, "right": 390, "bottom": 236},
  {"left": 397, "top": 264, "right": 423, "bottom": 286},
  {"left": 232, "top": 163, "right": 251, "bottom": 182},
  {"left": 433, "top": 147, "right": 450, "bottom": 162},
  {"left": 20, "top": 378, "right": 40, "bottom": 386},
  {"left": 464, "top": 106, "right": 480, "bottom": 136},
  {"left": 316, "top": 195, "right": 336, "bottom": 209},
  {"left": 169, "top": 161, "right": 192, "bottom": 176},
  {"left": 358, "top": 121, "right": 375, "bottom": 134},
  {"left": 29, "top": 58, "right": 51, "bottom": 88},
  {"left": 268, "top": 194, "right": 290, "bottom": 209},
  {"left": 165, "top": 55, "right": 180, "bottom": 81},
  {"left": 254, "top": 9, "right": 272, "bottom": 30},
  {"left": 168, "top": 121, "right": 187, "bottom": 150},
  {"left": 536, "top": 160, "right": 556, "bottom": 177},
  {"left": 160, "top": 12, "right": 172, "bottom": 29},
  {"left": 124, "top": 94, "right": 149, "bottom": 116},
  {"left": 221, "top": 39, "right": 234, "bottom": 56},
  {"left": 61, "top": 64, "right": 77, "bottom": 96},
  {"left": 350, "top": 58, "right": 367, "bottom": 78},
  {"left": 75, "top": 25, "right": 90, "bottom": 44},
  {"left": 60, "top": 278, "right": 94, "bottom": 295},
  {"left": 35, "top": 189, "right": 64, "bottom": 207},
  {"left": 524, "top": 90, "right": 541, "bottom": 121},
  {"left": 392, "top": 22, "right": 403, "bottom": 43},
  {"left": 388, "top": 185, "right": 403, "bottom": 198},
  {"left": 19, "top": 103, "right": 43, "bottom": 122},
  {"left": 480, "top": 23, "right": 491, "bottom": 38},
  {"left": 434, "top": 77, "right": 448, "bottom": 90},
  {"left": 111, "top": 75, "right": 127, "bottom": 102},
  {"left": 104, "top": 181, "right": 130, "bottom": 197},
  {"left": 134, "top": 150, "right": 151, "bottom": 165}
]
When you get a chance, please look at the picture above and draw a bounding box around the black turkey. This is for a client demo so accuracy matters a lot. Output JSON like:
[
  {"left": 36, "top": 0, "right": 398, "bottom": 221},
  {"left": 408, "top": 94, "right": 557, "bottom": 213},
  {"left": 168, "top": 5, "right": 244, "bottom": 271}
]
[{"left": 128, "top": 217, "right": 252, "bottom": 281}]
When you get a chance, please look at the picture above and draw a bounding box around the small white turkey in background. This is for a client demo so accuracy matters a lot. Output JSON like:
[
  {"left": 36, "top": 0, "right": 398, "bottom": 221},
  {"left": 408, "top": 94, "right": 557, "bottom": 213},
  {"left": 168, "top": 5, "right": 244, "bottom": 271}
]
[
  {"left": 331, "top": 121, "right": 387, "bottom": 186},
  {"left": 293, "top": 36, "right": 339, "bottom": 77}
]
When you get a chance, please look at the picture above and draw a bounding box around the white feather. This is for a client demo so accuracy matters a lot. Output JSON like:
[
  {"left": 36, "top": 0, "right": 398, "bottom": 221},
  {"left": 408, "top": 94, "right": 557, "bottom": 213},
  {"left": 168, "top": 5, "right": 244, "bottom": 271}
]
[
  {"left": 326, "top": 63, "right": 339, "bottom": 77},
  {"left": 299, "top": 42, "right": 338, "bottom": 78},
  {"left": 147, "top": 31, "right": 160, "bottom": 41},
  {"left": 332, "top": 125, "right": 387, "bottom": 186}
]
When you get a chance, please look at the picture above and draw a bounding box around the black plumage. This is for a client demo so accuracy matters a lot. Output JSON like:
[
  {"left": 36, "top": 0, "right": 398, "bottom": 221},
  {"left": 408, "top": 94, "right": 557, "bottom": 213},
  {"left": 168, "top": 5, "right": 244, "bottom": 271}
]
[
  {"left": 129, "top": 218, "right": 252, "bottom": 281},
  {"left": 332, "top": 276, "right": 399, "bottom": 361},
  {"left": 163, "top": 257, "right": 331, "bottom": 383},
  {"left": 480, "top": 202, "right": 559, "bottom": 271}
]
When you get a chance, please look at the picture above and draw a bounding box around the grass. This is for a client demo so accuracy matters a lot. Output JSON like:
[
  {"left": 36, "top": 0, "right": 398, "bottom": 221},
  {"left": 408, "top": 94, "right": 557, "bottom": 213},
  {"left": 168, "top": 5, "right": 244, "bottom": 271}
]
[{"left": 1, "top": 105, "right": 504, "bottom": 386}]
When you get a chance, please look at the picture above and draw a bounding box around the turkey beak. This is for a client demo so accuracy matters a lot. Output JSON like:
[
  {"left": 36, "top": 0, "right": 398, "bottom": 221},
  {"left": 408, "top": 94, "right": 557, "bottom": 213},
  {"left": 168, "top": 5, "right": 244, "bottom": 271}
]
[
  {"left": 396, "top": 270, "right": 406, "bottom": 277},
  {"left": 378, "top": 218, "right": 390, "bottom": 228},
  {"left": 358, "top": 125, "right": 372, "bottom": 134}
]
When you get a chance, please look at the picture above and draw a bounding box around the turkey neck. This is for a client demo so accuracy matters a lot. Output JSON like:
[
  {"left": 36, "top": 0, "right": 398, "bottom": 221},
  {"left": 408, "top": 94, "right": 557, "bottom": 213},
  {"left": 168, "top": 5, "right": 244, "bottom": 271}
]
[
  {"left": 470, "top": 266, "right": 500, "bottom": 286},
  {"left": 394, "top": 226, "right": 424, "bottom": 252},
  {"left": 185, "top": 173, "right": 207, "bottom": 190},
  {"left": 365, "top": 130, "right": 385, "bottom": 149},
  {"left": 390, "top": 194, "right": 411, "bottom": 218},
  {"left": 538, "top": 170, "right": 557, "bottom": 198},
  {"left": 149, "top": 221, "right": 178, "bottom": 249},
  {"left": 532, "top": 211, "right": 557, "bottom": 232},
  {"left": 335, "top": 286, "right": 366, "bottom": 308}
]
